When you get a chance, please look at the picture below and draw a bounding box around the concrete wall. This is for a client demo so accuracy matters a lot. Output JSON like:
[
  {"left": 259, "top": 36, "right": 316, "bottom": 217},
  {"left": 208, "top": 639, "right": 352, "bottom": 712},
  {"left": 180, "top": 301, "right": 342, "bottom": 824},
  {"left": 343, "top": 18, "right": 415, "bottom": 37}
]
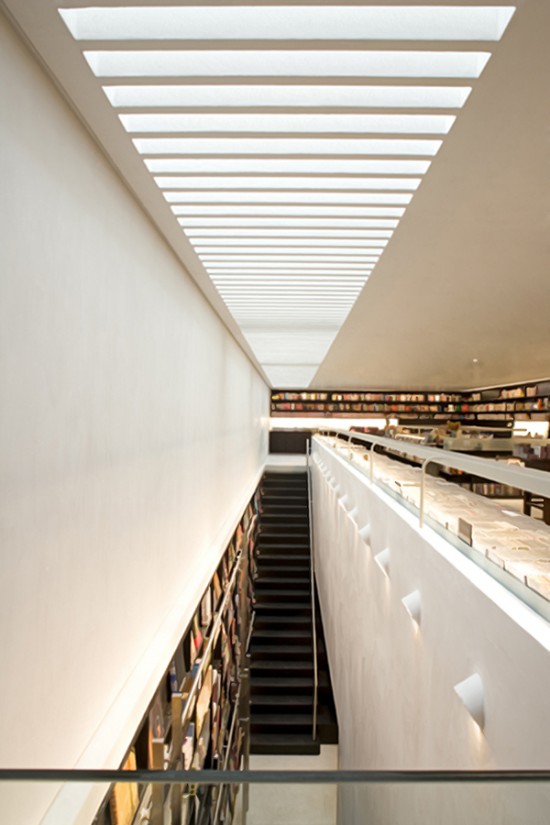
[
  {"left": 0, "top": 13, "right": 269, "bottom": 824},
  {"left": 311, "top": 437, "right": 550, "bottom": 825}
]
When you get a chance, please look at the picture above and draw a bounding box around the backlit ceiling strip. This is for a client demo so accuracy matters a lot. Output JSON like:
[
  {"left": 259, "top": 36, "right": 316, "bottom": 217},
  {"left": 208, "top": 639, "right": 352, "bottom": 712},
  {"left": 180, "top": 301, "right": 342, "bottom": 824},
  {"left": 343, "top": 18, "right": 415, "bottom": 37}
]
[{"left": 59, "top": 4, "right": 515, "bottom": 387}]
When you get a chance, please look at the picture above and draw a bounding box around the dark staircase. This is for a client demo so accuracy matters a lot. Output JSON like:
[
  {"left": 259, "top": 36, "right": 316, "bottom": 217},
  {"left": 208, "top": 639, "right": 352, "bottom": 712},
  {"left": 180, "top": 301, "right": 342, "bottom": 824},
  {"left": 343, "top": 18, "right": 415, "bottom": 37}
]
[{"left": 249, "top": 471, "right": 338, "bottom": 756}]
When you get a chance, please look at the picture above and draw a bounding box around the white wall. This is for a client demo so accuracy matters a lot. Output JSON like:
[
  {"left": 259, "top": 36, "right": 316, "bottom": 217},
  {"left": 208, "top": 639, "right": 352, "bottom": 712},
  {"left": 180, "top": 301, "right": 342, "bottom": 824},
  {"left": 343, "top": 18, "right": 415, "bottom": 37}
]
[
  {"left": 311, "top": 437, "right": 550, "bottom": 825},
  {"left": 0, "top": 14, "right": 269, "bottom": 824}
]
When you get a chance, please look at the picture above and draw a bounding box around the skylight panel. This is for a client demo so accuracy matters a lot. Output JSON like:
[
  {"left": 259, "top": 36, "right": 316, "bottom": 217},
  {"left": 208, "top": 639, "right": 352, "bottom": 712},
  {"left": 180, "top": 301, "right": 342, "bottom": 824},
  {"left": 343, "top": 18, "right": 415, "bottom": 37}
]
[
  {"left": 207, "top": 268, "right": 374, "bottom": 275},
  {"left": 145, "top": 159, "right": 431, "bottom": 174},
  {"left": 120, "top": 113, "right": 455, "bottom": 135},
  {"left": 134, "top": 138, "right": 441, "bottom": 156},
  {"left": 62, "top": 7, "right": 515, "bottom": 42},
  {"left": 211, "top": 277, "right": 368, "bottom": 285},
  {"left": 200, "top": 255, "right": 379, "bottom": 263},
  {"left": 171, "top": 205, "right": 405, "bottom": 216},
  {"left": 84, "top": 50, "right": 491, "bottom": 80},
  {"left": 194, "top": 245, "right": 386, "bottom": 254},
  {"left": 165, "top": 192, "right": 412, "bottom": 205},
  {"left": 184, "top": 229, "right": 395, "bottom": 238},
  {"left": 179, "top": 218, "right": 400, "bottom": 227},
  {"left": 104, "top": 84, "right": 471, "bottom": 110},
  {"left": 156, "top": 177, "right": 421, "bottom": 192}
]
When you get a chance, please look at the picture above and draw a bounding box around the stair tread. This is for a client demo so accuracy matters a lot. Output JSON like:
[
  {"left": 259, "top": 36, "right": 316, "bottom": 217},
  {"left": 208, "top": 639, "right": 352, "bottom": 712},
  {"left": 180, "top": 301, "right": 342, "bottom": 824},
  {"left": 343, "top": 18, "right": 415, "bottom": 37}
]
[
  {"left": 252, "top": 629, "right": 312, "bottom": 638},
  {"left": 257, "top": 559, "right": 309, "bottom": 566},
  {"left": 251, "top": 644, "right": 312, "bottom": 655},
  {"left": 252, "top": 676, "right": 313, "bottom": 687},
  {"left": 251, "top": 660, "right": 312, "bottom": 670},
  {"left": 251, "top": 712, "right": 335, "bottom": 726},
  {"left": 253, "top": 615, "right": 311, "bottom": 624},
  {"left": 250, "top": 732, "right": 317, "bottom": 744},
  {"left": 255, "top": 576, "right": 310, "bottom": 584},
  {"left": 251, "top": 694, "right": 312, "bottom": 706},
  {"left": 254, "top": 603, "right": 311, "bottom": 612},
  {"left": 255, "top": 588, "right": 310, "bottom": 597}
]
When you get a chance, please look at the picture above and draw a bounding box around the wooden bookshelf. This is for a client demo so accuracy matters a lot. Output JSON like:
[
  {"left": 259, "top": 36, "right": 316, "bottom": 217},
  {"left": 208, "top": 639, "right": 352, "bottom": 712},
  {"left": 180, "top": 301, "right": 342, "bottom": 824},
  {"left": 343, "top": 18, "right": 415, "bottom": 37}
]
[
  {"left": 93, "top": 490, "right": 261, "bottom": 825},
  {"left": 271, "top": 379, "right": 550, "bottom": 424}
]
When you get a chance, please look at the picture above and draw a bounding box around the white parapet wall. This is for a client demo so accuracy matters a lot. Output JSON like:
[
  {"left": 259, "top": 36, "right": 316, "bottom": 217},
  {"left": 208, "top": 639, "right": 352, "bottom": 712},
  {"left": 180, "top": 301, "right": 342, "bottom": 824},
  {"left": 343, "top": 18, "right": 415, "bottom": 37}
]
[{"left": 311, "top": 436, "right": 550, "bottom": 825}]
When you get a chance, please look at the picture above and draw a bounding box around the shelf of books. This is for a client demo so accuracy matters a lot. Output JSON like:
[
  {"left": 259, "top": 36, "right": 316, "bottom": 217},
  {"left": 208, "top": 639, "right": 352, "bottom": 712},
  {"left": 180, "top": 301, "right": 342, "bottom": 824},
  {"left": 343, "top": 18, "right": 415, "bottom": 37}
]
[
  {"left": 95, "top": 490, "right": 261, "bottom": 825},
  {"left": 271, "top": 379, "right": 550, "bottom": 424}
]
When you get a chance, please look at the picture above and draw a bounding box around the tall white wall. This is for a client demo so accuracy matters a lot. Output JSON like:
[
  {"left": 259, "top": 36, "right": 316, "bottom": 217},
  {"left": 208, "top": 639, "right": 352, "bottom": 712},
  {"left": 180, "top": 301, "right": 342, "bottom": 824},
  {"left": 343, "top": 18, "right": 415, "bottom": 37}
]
[
  {"left": 0, "top": 14, "right": 269, "bottom": 823},
  {"left": 311, "top": 437, "right": 550, "bottom": 825}
]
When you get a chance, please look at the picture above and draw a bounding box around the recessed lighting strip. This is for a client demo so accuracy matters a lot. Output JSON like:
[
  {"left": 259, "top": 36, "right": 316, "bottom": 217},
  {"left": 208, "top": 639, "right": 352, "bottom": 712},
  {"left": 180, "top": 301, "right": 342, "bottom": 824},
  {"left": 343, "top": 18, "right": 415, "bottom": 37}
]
[
  {"left": 104, "top": 84, "right": 472, "bottom": 110},
  {"left": 155, "top": 176, "right": 421, "bottom": 191},
  {"left": 61, "top": 7, "right": 515, "bottom": 42}
]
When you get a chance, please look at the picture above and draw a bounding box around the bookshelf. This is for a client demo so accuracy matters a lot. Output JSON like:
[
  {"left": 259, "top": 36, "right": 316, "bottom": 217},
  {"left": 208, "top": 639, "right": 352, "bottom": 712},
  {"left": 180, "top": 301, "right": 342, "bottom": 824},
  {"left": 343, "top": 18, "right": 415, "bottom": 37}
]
[
  {"left": 93, "top": 490, "right": 261, "bottom": 825},
  {"left": 271, "top": 379, "right": 550, "bottom": 424}
]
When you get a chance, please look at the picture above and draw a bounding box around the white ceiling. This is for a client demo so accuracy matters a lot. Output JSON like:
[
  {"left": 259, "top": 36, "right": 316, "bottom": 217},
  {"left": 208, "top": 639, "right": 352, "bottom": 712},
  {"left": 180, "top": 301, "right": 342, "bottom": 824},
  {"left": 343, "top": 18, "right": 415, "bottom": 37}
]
[{"left": 3, "top": 1, "right": 549, "bottom": 391}]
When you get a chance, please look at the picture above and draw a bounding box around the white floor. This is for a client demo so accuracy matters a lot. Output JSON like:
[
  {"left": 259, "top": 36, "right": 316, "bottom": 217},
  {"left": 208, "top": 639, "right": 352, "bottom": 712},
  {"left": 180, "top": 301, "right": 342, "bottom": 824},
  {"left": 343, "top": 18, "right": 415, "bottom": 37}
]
[{"left": 237, "top": 746, "right": 338, "bottom": 825}]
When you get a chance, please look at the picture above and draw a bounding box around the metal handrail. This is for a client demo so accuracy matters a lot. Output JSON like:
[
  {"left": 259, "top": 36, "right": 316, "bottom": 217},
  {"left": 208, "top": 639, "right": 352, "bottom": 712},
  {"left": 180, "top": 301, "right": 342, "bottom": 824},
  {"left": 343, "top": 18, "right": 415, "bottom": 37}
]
[
  {"left": 306, "top": 440, "right": 319, "bottom": 742},
  {"left": 4, "top": 768, "right": 550, "bottom": 784}
]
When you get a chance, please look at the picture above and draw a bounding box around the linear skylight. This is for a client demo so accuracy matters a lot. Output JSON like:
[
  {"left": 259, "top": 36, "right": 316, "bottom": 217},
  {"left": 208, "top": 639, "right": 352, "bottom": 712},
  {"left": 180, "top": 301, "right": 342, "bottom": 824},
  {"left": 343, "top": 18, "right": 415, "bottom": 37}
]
[
  {"left": 220, "top": 292, "right": 363, "bottom": 299},
  {"left": 184, "top": 229, "right": 395, "bottom": 238},
  {"left": 61, "top": 7, "right": 515, "bottom": 42},
  {"left": 195, "top": 245, "right": 386, "bottom": 254},
  {"left": 104, "top": 84, "right": 471, "bottom": 110},
  {"left": 172, "top": 205, "right": 405, "bottom": 216},
  {"left": 58, "top": 3, "right": 515, "bottom": 391},
  {"left": 85, "top": 50, "right": 491, "bottom": 79},
  {"left": 156, "top": 177, "right": 421, "bottom": 192},
  {"left": 211, "top": 278, "right": 368, "bottom": 285},
  {"left": 146, "top": 159, "right": 431, "bottom": 174},
  {"left": 201, "top": 255, "right": 379, "bottom": 263},
  {"left": 179, "top": 218, "right": 400, "bottom": 227},
  {"left": 210, "top": 272, "right": 368, "bottom": 287},
  {"left": 193, "top": 242, "right": 388, "bottom": 251},
  {"left": 165, "top": 192, "right": 412, "bottom": 205},
  {"left": 135, "top": 138, "right": 441, "bottom": 156},
  {"left": 120, "top": 113, "right": 455, "bottom": 135},
  {"left": 207, "top": 268, "right": 374, "bottom": 275}
]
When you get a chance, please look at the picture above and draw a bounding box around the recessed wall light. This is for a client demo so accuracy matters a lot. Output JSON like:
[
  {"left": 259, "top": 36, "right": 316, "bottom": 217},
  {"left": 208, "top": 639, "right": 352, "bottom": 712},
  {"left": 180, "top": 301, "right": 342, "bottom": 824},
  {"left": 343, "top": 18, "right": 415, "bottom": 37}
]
[{"left": 454, "top": 673, "right": 485, "bottom": 730}]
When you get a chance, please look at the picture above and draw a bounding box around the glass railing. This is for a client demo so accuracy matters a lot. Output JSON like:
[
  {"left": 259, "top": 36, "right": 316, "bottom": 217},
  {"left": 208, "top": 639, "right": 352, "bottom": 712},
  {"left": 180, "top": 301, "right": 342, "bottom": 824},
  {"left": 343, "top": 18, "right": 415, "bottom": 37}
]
[
  {"left": 315, "top": 431, "right": 550, "bottom": 620},
  {"left": 2, "top": 768, "right": 550, "bottom": 825}
]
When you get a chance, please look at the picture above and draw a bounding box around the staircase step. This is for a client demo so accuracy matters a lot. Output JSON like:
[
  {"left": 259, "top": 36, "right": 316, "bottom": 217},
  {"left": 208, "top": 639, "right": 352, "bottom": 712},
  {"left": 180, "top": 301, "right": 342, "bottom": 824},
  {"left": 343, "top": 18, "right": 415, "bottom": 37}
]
[
  {"left": 257, "top": 559, "right": 310, "bottom": 569},
  {"left": 251, "top": 694, "right": 312, "bottom": 707},
  {"left": 254, "top": 576, "right": 310, "bottom": 587},
  {"left": 254, "top": 614, "right": 311, "bottom": 626},
  {"left": 251, "top": 713, "right": 322, "bottom": 727},
  {"left": 250, "top": 661, "right": 313, "bottom": 676},
  {"left": 258, "top": 541, "right": 310, "bottom": 550},
  {"left": 250, "top": 733, "right": 320, "bottom": 756},
  {"left": 254, "top": 602, "right": 311, "bottom": 615},
  {"left": 250, "top": 644, "right": 312, "bottom": 657},
  {"left": 254, "top": 588, "right": 310, "bottom": 599},
  {"left": 252, "top": 629, "right": 312, "bottom": 640}
]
